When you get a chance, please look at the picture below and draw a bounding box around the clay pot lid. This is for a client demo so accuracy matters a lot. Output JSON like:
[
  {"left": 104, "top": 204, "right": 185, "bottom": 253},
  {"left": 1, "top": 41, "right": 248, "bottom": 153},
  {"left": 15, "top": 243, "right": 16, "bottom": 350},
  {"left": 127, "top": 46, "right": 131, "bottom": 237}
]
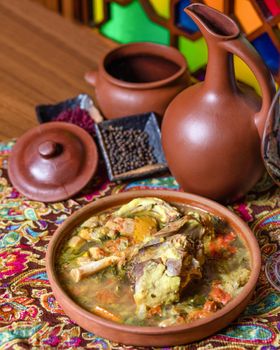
[{"left": 8, "top": 122, "right": 98, "bottom": 202}]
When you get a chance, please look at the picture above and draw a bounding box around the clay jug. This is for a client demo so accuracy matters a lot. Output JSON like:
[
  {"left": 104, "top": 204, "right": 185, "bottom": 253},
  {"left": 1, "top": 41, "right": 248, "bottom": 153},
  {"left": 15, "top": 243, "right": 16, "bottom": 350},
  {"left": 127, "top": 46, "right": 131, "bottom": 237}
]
[{"left": 162, "top": 3, "right": 276, "bottom": 203}]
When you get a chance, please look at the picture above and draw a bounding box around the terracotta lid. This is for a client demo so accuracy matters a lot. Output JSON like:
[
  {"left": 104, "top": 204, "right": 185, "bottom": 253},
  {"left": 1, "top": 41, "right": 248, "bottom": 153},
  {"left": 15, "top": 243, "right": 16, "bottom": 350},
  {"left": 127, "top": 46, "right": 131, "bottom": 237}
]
[{"left": 8, "top": 122, "right": 98, "bottom": 202}]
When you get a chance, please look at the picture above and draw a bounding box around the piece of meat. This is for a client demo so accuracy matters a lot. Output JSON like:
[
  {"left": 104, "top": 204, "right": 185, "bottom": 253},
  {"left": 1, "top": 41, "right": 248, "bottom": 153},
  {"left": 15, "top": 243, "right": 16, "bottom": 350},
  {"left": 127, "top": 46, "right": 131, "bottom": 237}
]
[
  {"left": 128, "top": 234, "right": 202, "bottom": 317},
  {"left": 127, "top": 212, "right": 218, "bottom": 316}
]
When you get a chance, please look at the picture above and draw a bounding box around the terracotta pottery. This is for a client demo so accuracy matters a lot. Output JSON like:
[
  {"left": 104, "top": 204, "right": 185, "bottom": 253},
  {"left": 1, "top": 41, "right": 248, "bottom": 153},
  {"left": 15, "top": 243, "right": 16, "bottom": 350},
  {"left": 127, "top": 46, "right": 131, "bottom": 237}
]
[
  {"left": 262, "top": 89, "right": 280, "bottom": 186},
  {"left": 46, "top": 190, "right": 261, "bottom": 346},
  {"left": 8, "top": 122, "right": 98, "bottom": 202},
  {"left": 85, "top": 42, "right": 190, "bottom": 119},
  {"left": 162, "top": 4, "right": 276, "bottom": 203}
]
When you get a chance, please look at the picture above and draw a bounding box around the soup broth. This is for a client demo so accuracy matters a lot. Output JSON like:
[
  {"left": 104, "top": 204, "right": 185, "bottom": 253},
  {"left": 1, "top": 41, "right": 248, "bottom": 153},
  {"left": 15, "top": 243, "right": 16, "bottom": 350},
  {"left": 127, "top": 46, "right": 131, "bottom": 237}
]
[{"left": 56, "top": 199, "right": 250, "bottom": 327}]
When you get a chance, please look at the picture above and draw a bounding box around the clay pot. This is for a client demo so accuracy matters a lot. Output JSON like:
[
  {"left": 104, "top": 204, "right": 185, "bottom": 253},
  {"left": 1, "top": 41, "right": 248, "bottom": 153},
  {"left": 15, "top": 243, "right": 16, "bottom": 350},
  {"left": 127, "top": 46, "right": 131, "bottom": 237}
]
[
  {"left": 46, "top": 190, "right": 261, "bottom": 346},
  {"left": 162, "top": 4, "right": 276, "bottom": 203},
  {"left": 85, "top": 42, "right": 190, "bottom": 119}
]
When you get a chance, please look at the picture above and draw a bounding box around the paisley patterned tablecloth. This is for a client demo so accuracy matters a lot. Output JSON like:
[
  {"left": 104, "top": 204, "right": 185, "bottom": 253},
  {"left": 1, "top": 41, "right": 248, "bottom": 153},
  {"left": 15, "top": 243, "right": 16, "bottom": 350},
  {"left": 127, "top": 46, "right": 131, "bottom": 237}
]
[{"left": 1, "top": 140, "right": 280, "bottom": 350}]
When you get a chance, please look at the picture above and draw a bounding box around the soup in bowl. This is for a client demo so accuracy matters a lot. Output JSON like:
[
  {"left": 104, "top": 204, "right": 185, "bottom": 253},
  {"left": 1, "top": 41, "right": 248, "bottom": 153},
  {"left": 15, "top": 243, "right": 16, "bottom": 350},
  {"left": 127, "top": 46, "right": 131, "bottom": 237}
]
[{"left": 46, "top": 191, "right": 261, "bottom": 346}]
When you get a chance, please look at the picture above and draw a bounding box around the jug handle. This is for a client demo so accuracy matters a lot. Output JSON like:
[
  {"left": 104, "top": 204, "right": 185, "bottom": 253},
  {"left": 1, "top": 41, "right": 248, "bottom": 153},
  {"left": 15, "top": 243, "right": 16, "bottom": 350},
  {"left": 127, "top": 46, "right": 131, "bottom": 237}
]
[
  {"left": 220, "top": 36, "right": 276, "bottom": 138},
  {"left": 85, "top": 70, "right": 98, "bottom": 87}
]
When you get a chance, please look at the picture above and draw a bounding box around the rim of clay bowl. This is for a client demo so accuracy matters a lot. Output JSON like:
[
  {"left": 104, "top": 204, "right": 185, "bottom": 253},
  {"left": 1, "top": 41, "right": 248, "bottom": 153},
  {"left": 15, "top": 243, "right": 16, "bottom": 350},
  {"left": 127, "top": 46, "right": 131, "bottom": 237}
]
[
  {"left": 46, "top": 190, "right": 261, "bottom": 344},
  {"left": 100, "top": 42, "right": 188, "bottom": 89}
]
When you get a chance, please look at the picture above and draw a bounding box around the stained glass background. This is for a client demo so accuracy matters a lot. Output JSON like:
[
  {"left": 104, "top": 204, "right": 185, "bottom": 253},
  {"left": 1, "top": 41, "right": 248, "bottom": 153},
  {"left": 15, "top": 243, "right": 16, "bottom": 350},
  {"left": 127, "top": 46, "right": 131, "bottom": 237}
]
[{"left": 91, "top": 0, "right": 280, "bottom": 91}]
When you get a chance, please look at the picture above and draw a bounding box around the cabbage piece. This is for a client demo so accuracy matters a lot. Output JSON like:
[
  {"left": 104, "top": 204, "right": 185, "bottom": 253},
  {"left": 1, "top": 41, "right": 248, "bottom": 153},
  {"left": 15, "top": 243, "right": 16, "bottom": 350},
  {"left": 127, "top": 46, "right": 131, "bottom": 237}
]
[
  {"left": 114, "top": 198, "right": 180, "bottom": 227},
  {"left": 133, "top": 262, "right": 181, "bottom": 311}
]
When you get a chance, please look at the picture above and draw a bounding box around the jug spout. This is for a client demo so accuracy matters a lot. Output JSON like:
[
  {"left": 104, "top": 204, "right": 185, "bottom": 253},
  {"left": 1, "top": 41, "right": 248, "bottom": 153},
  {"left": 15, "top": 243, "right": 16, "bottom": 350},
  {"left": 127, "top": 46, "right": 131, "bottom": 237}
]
[
  {"left": 185, "top": 3, "right": 240, "bottom": 93},
  {"left": 185, "top": 4, "right": 240, "bottom": 42}
]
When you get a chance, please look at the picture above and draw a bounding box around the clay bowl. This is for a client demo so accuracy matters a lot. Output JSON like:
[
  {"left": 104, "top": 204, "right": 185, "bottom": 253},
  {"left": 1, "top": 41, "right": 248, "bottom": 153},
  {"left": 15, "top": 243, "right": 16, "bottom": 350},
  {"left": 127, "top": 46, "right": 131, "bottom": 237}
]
[{"left": 46, "top": 190, "right": 261, "bottom": 346}]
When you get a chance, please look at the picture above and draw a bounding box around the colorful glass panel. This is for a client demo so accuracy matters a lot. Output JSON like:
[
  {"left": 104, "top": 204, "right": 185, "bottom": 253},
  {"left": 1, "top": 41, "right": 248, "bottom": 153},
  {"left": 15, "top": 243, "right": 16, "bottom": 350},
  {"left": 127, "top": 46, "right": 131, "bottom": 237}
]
[
  {"left": 100, "top": 0, "right": 170, "bottom": 44},
  {"left": 203, "top": 0, "right": 224, "bottom": 12},
  {"left": 235, "top": 0, "right": 262, "bottom": 34},
  {"left": 178, "top": 36, "right": 207, "bottom": 72},
  {"left": 233, "top": 56, "right": 261, "bottom": 95},
  {"left": 252, "top": 33, "right": 280, "bottom": 74},
  {"left": 264, "top": 0, "right": 280, "bottom": 16},
  {"left": 149, "top": 0, "right": 170, "bottom": 19},
  {"left": 175, "top": 0, "right": 199, "bottom": 34},
  {"left": 256, "top": 0, "right": 273, "bottom": 19},
  {"left": 93, "top": 0, "right": 104, "bottom": 24}
]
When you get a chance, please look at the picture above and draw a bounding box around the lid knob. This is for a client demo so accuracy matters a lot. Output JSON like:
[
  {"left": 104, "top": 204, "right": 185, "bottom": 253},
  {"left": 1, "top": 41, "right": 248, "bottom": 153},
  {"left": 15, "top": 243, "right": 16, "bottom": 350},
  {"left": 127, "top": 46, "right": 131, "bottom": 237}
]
[{"left": 38, "top": 141, "right": 61, "bottom": 159}]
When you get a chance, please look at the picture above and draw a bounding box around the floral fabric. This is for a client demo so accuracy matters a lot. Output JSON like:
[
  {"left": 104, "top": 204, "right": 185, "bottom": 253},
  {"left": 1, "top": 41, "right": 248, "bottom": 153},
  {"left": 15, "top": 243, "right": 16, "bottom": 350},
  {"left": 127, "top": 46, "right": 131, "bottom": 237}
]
[{"left": 0, "top": 140, "right": 280, "bottom": 349}]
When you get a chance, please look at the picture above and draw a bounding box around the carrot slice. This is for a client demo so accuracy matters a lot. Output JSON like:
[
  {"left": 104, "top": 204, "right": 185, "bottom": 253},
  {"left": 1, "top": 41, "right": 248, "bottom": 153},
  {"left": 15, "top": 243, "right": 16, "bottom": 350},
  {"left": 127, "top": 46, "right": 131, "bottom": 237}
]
[
  {"left": 92, "top": 305, "right": 122, "bottom": 323},
  {"left": 208, "top": 231, "right": 237, "bottom": 257},
  {"left": 209, "top": 282, "right": 232, "bottom": 305},
  {"left": 147, "top": 305, "right": 162, "bottom": 317},
  {"left": 188, "top": 309, "right": 213, "bottom": 321}
]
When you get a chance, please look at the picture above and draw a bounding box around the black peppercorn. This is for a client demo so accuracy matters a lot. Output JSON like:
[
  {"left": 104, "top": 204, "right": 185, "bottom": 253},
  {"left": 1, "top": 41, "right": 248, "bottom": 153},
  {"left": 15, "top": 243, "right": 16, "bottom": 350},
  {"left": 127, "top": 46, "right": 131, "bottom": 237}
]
[{"left": 101, "top": 126, "right": 157, "bottom": 175}]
